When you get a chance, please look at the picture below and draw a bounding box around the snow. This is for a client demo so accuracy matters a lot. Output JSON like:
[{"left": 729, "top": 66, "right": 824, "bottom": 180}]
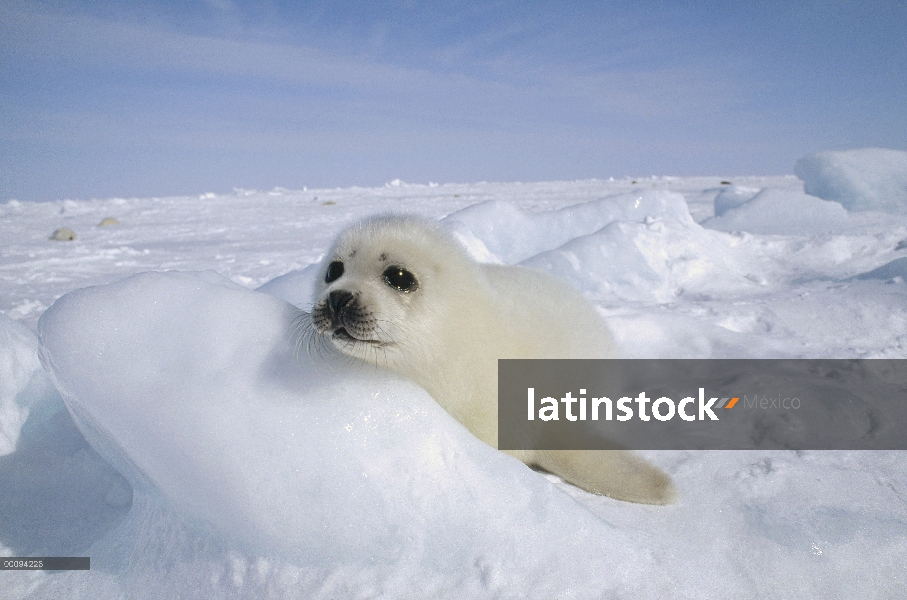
[
  {"left": 795, "top": 148, "right": 907, "bottom": 212},
  {"left": 1, "top": 315, "right": 40, "bottom": 456},
  {"left": 712, "top": 184, "right": 761, "bottom": 216},
  {"left": 443, "top": 189, "right": 694, "bottom": 264},
  {"left": 35, "top": 270, "right": 640, "bottom": 598},
  {"left": 1, "top": 155, "right": 907, "bottom": 598},
  {"left": 255, "top": 264, "right": 321, "bottom": 309},
  {"left": 703, "top": 188, "right": 852, "bottom": 235}
]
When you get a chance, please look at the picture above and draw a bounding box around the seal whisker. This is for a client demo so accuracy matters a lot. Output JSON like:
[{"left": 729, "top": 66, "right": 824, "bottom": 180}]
[{"left": 289, "top": 311, "right": 312, "bottom": 361}]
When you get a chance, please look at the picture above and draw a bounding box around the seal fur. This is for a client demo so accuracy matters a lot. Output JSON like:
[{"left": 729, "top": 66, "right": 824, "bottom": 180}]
[{"left": 308, "top": 215, "right": 674, "bottom": 504}]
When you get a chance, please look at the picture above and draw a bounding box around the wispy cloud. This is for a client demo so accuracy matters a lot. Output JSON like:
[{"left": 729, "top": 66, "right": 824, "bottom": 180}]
[
  {"left": 2, "top": 0, "right": 903, "bottom": 200},
  {"left": 1, "top": 1, "right": 742, "bottom": 123}
]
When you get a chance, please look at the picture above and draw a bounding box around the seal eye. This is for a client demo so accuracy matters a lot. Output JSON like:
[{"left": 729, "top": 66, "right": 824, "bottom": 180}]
[
  {"left": 382, "top": 266, "right": 418, "bottom": 293},
  {"left": 325, "top": 261, "right": 344, "bottom": 283}
]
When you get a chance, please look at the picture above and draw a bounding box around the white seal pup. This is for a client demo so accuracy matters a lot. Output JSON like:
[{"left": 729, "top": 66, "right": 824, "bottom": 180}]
[{"left": 308, "top": 215, "right": 674, "bottom": 504}]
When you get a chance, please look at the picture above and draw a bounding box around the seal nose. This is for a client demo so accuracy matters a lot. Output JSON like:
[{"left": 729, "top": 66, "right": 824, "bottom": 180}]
[{"left": 328, "top": 290, "right": 355, "bottom": 315}]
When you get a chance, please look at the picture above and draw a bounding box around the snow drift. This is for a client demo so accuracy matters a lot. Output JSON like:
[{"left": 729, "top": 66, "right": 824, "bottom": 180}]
[
  {"left": 34, "top": 270, "right": 653, "bottom": 599},
  {"left": 0, "top": 315, "right": 45, "bottom": 456},
  {"left": 795, "top": 148, "right": 907, "bottom": 212},
  {"left": 703, "top": 188, "right": 851, "bottom": 235}
]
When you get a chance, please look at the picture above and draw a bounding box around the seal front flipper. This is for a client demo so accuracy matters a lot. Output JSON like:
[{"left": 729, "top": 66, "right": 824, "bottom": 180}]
[{"left": 510, "top": 449, "right": 676, "bottom": 505}]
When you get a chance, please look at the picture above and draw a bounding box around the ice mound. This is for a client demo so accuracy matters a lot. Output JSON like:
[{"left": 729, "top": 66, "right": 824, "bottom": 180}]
[
  {"left": 1, "top": 312, "right": 131, "bottom": 568},
  {"left": 713, "top": 185, "right": 761, "bottom": 217},
  {"left": 523, "top": 217, "right": 769, "bottom": 304},
  {"left": 443, "top": 190, "right": 694, "bottom": 263},
  {"left": 256, "top": 262, "right": 320, "bottom": 308},
  {"left": 440, "top": 219, "right": 504, "bottom": 264},
  {"left": 0, "top": 314, "right": 58, "bottom": 456},
  {"left": 795, "top": 148, "right": 907, "bottom": 212},
  {"left": 702, "top": 188, "right": 850, "bottom": 235},
  {"left": 36, "top": 270, "right": 651, "bottom": 598},
  {"left": 852, "top": 257, "right": 907, "bottom": 282}
]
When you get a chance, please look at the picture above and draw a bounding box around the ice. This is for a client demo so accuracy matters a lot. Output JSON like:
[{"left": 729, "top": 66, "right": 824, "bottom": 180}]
[
  {"left": 795, "top": 148, "right": 907, "bottom": 212},
  {"left": 2, "top": 169, "right": 906, "bottom": 599},
  {"left": 0, "top": 313, "right": 131, "bottom": 590},
  {"left": 702, "top": 188, "right": 851, "bottom": 235},
  {"left": 712, "top": 185, "right": 761, "bottom": 217},
  {"left": 34, "top": 270, "right": 651, "bottom": 598},
  {"left": 522, "top": 217, "right": 766, "bottom": 304},
  {"left": 255, "top": 263, "right": 320, "bottom": 308},
  {"left": 443, "top": 190, "right": 693, "bottom": 264},
  {"left": 852, "top": 256, "right": 907, "bottom": 282},
  {"left": 0, "top": 315, "right": 59, "bottom": 457},
  {"left": 439, "top": 219, "right": 503, "bottom": 264}
]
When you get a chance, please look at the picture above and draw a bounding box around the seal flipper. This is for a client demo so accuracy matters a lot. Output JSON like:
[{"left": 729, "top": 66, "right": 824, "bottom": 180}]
[{"left": 512, "top": 449, "right": 676, "bottom": 505}]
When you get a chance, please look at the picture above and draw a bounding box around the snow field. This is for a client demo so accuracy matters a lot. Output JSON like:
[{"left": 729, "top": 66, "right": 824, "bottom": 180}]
[{"left": 1, "top": 147, "right": 906, "bottom": 598}]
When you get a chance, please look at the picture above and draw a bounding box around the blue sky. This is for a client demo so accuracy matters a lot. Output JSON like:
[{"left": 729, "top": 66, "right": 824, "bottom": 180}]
[{"left": 1, "top": 0, "right": 905, "bottom": 200}]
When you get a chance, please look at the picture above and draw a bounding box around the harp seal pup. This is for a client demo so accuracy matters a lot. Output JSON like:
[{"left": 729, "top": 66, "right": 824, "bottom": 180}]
[{"left": 308, "top": 215, "right": 674, "bottom": 504}]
